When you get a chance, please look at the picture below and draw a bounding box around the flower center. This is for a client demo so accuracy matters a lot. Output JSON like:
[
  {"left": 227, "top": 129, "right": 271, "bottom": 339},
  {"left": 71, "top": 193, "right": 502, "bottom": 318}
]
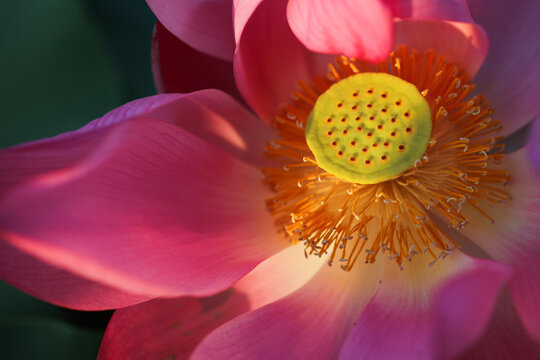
[
  {"left": 305, "top": 72, "right": 432, "bottom": 184},
  {"left": 263, "top": 46, "right": 510, "bottom": 270}
]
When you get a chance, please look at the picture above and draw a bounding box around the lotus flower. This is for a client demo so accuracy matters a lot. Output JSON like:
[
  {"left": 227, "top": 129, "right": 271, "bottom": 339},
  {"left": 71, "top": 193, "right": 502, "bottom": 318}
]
[{"left": 1, "top": 0, "right": 539, "bottom": 359}]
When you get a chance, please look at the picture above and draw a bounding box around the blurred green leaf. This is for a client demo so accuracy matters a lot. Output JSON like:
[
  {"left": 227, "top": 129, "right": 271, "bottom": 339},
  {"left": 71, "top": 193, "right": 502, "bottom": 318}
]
[
  {"left": 83, "top": 0, "right": 157, "bottom": 100},
  {"left": 0, "top": 282, "right": 65, "bottom": 320},
  {"left": 0, "top": 319, "right": 103, "bottom": 360},
  {"left": 0, "top": 281, "right": 104, "bottom": 359},
  {"left": 0, "top": 0, "right": 123, "bottom": 147}
]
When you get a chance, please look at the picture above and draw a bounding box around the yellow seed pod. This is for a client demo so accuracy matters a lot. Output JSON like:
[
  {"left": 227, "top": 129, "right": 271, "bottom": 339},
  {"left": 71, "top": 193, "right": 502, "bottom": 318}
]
[{"left": 305, "top": 73, "right": 432, "bottom": 184}]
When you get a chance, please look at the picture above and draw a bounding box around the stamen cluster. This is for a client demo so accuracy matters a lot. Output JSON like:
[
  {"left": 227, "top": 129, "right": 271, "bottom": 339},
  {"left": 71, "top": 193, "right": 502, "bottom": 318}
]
[{"left": 263, "top": 46, "right": 510, "bottom": 270}]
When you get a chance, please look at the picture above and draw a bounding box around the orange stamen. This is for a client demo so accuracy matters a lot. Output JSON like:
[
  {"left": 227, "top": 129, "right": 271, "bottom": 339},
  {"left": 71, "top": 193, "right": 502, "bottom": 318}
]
[{"left": 262, "top": 46, "right": 510, "bottom": 270}]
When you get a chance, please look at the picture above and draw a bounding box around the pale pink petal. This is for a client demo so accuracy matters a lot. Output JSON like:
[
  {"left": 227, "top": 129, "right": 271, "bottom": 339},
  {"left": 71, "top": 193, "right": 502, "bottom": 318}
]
[
  {"left": 151, "top": 22, "right": 242, "bottom": 102},
  {"left": 234, "top": 0, "right": 332, "bottom": 122},
  {"left": 233, "top": 0, "right": 264, "bottom": 45},
  {"left": 339, "top": 252, "right": 510, "bottom": 360},
  {"left": 0, "top": 241, "right": 151, "bottom": 311},
  {"left": 458, "top": 143, "right": 540, "bottom": 341},
  {"left": 191, "top": 261, "right": 383, "bottom": 359},
  {"left": 387, "top": 0, "right": 474, "bottom": 22},
  {"left": 0, "top": 116, "right": 282, "bottom": 298},
  {"left": 235, "top": 243, "right": 325, "bottom": 309},
  {"left": 468, "top": 0, "right": 540, "bottom": 137},
  {"left": 457, "top": 290, "right": 540, "bottom": 359},
  {"left": 98, "top": 244, "right": 324, "bottom": 359},
  {"left": 98, "top": 291, "right": 251, "bottom": 360},
  {"left": 145, "top": 0, "right": 235, "bottom": 61},
  {"left": 395, "top": 19, "right": 489, "bottom": 78},
  {"left": 287, "top": 0, "right": 394, "bottom": 63}
]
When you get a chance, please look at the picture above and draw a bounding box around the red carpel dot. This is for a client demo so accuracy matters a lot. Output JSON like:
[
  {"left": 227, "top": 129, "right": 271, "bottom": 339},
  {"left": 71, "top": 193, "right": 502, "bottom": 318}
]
[
  {"left": 381, "top": 93, "right": 388, "bottom": 98},
  {"left": 381, "top": 155, "right": 388, "bottom": 161},
  {"left": 337, "top": 102, "right": 343, "bottom": 108},
  {"left": 377, "top": 125, "right": 383, "bottom": 130},
  {"left": 367, "top": 89, "right": 374, "bottom": 94},
  {"left": 341, "top": 117, "right": 347, "bottom": 123},
  {"left": 356, "top": 126, "right": 362, "bottom": 131},
  {"left": 362, "top": 148, "right": 368, "bottom": 153},
  {"left": 399, "top": 145, "right": 406, "bottom": 152},
  {"left": 395, "top": 100, "right": 402, "bottom": 106},
  {"left": 350, "top": 157, "right": 356, "bottom": 162},
  {"left": 391, "top": 117, "right": 396, "bottom": 123},
  {"left": 406, "top": 127, "right": 412, "bottom": 133},
  {"left": 391, "top": 132, "right": 396, "bottom": 137},
  {"left": 350, "top": 140, "right": 356, "bottom": 146},
  {"left": 365, "top": 159, "right": 371, "bottom": 165},
  {"left": 372, "top": 143, "right": 378, "bottom": 148},
  {"left": 352, "top": 92, "right": 359, "bottom": 97},
  {"left": 355, "top": 116, "right": 361, "bottom": 121},
  {"left": 404, "top": 112, "right": 410, "bottom": 118},
  {"left": 338, "top": 150, "right": 344, "bottom": 156},
  {"left": 326, "top": 118, "right": 332, "bottom": 123},
  {"left": 384, "top": 142, "right": 390, "bottom": 147}
]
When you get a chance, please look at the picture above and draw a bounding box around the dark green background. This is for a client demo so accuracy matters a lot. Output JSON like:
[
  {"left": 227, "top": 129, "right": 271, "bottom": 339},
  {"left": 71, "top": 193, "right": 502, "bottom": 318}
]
[{"left": 0, "top": 0, "right": 156, "bottom": 358}]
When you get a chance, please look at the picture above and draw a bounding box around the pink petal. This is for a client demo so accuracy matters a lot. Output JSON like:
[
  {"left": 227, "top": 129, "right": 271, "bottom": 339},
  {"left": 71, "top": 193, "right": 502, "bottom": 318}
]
[
  {"left": 509, "top": 255, "right": 540, "bottom": 343},
  {"left": 431, "top": 258, "right": 513, "bottom": 359},
  {"left": 468, "top": 0, "right": 540, "bottom": 137},
  {"left": 98, "top": 244, "right": 324, "bottom": 358},
  {"left": 1, "top": 91, "right": 269, "bottom": 197},
  {"left": 1, "top": 101, "right": 282, "bottom": 298},
  {"left": 151, "top": 22, "right": 242, "bottom": 102},
  {"left": 339, "top": 252, "right": 510, "bottom": 360},
  {"left": 191, "top": 262, "right": 383, "bottom": 359},
  {"left": 134, "top": 90, "right": 273, "bottom": 168},
  {"left": 99, "top": 291, "right": 251, "bottom": 360},
  {"left": 483, "top": 264, "right": 539, "bottom": 336},
  {"left": 234, "top": 0, "right": 332, "bottom": 122},
  {"left": 233, "top": 0, "right": 264, "bottom": 45},
  {"left": 387, "top": 0, "right": 474, "bottom": 22},
  {"left": 0, "top": 94, "right": 190, "bottom": 199},
  {"left": 287, "top": 0, "right": 394, "bottom": 63},
  {"left": 394, "top": 19, "right": 489, "bottom": 78},
  {"left": 458, "top": 141, "right": 540, "bottom": 341},
  {"left": 81, "top": 93, "right": 197, "bottom": 131},
  {"left": 0, "top": 241, "right": 150, "bottom": 311},
  {"left": 458, "top": 290, "right": 540, "bottom": 359},
  {"left": 528, "top": 116, "right": 540, "bottom": 177},
  {"left": 145, "top": 0, "right": 235, "bottom": 61}
]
